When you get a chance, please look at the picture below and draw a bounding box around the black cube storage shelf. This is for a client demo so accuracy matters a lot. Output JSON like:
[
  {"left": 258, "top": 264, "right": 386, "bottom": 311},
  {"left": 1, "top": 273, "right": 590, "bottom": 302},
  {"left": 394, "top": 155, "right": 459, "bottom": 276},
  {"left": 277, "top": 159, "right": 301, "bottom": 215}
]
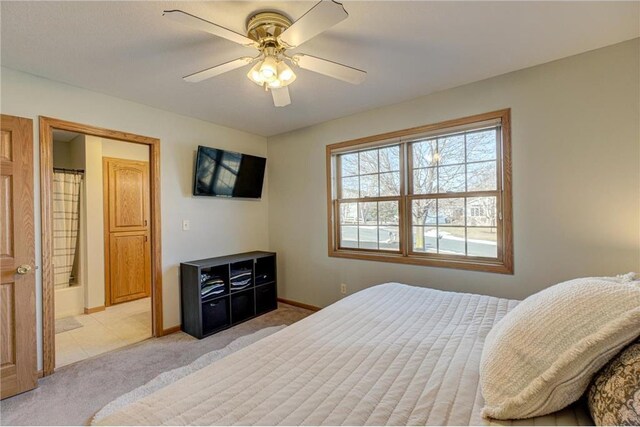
[{"left": 180, "top": 251, "right": 277, "bottom": 339}]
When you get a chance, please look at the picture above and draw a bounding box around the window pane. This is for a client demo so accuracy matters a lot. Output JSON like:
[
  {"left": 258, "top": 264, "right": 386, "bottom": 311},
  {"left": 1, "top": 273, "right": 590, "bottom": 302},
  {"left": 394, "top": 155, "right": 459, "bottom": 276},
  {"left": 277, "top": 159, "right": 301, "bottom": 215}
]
[
  {"left": 438, "top": 134, "right": 465, "bottom": 165},
  {"left": 438, "top": 164, "right": 466, "bottom": 193},
  {"left": 341, "top": 176, "right": 358, "bottom": 198},
  {"left": 467, "top": 227, "right": 498, "bottom": 258},
  {"left": 332, "top": 122, "right": 505, "bottom": 263},
  {"left": 437, "top": 227, "right": 466, "bottom": 255},
  {"left": 358, "top": 202, "right": 378, "bottom": 225},
  {"left": 339, "top": 202, "right": 357, "bottom": 224},
  {"left": 340, "top": 225, "right": 358, "bottom": 248},
  {"left": 359, "top": 150, "right": 378, "bottom": 175},
  {"left": 379, "top": 225, "right": 399, "bottom": 251},
  {"left": 467, "top": 161, "right": 497, "bottom": 191},
  {"left": 467, "top": 129, "right": 497, "bottom": 163},
  {"left": 412, "top": 226, "right": 438, "bottom": 253},
  {"left": 438, "top": 198, "right": 465, "bottom": 226},
  {"left": 378, "top": 201, "right": 399, "bottom": 225},
  {"left": 379, "top": 172, "right": 400, "bottom": 196},
  {"left": 379, "top": 145, "right": 400, "bottom": 172},
  {"left": 413, "top": 167, "right": 437, "bottom": 194},
  {"left": 412, "top": 198, "right": 437, "bottom": 226},
  {"left": 358, "top": 225, "right": 378, "bottom": 249},
  {"left": 467, "top": 197, "right": 497, "bottom": 227},
  {"left": 340, "top": 153, "right": 358, "bottom": 177},
  {"left": 412, "top": 139, "right": 438, "bottom": 169},
  {"left": 360, "top": 174, "right": 378, "bottom": 197}
]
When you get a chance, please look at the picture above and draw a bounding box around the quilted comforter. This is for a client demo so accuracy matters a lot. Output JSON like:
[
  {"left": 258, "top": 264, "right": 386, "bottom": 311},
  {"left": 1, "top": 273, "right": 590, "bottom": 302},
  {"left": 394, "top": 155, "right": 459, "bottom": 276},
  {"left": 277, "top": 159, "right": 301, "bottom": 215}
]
[{"left": 96, "top": 283, "right": 592, "bottom": 425}]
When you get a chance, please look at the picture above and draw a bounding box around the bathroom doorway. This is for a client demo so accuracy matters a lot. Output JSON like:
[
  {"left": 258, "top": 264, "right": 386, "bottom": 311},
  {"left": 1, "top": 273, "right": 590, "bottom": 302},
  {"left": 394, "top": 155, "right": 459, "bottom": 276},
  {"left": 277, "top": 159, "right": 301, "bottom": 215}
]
[
  {"left": 40, "top": 117, "right": 163, "bottom": 376},
  {"left": 51, "top": 131, "right": 152, "bottom": 368}
]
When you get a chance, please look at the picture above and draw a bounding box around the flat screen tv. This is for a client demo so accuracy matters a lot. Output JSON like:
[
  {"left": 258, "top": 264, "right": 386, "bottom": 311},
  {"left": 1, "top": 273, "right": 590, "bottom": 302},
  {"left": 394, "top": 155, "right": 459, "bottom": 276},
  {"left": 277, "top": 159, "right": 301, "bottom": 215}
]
[{"left": 193, "top": 145, "right": 266, "bottom": 199}]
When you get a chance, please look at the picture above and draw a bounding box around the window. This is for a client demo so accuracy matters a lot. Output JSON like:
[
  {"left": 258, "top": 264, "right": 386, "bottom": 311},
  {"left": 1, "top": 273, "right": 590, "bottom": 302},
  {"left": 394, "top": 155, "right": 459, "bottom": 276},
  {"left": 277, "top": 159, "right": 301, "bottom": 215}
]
[{"left": 327, "top": 109, "right": 513, "bottom": 274}]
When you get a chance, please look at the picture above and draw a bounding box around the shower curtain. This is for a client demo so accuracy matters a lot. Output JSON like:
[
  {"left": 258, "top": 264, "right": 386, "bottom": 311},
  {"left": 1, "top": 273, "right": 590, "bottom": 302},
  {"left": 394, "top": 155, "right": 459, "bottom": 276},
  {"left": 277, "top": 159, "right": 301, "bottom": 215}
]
[{"left": 53, "top": 171, "right": 83, "bottom": 289}]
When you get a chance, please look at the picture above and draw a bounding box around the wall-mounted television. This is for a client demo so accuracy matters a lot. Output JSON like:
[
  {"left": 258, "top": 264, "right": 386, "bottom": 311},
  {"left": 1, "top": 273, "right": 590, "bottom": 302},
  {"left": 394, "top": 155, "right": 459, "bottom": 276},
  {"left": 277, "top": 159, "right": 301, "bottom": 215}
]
[{"left": 193, "top": 145, "right": 266, "bottom": 199}]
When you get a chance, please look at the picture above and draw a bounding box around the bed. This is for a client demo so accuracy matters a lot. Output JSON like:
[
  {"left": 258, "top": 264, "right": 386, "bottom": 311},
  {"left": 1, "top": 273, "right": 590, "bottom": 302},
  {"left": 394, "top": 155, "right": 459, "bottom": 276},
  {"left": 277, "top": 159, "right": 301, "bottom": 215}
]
[{"left": 95, "top": 283, "right": 592, "bottom": 425}]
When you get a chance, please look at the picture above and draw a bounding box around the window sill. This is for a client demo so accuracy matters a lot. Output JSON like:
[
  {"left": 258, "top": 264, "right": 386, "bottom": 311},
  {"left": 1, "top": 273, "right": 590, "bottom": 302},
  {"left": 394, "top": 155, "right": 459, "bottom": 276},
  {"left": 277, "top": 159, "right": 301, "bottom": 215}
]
[{"left": 328, "top": 249, "right": 514, "bottom": 274}]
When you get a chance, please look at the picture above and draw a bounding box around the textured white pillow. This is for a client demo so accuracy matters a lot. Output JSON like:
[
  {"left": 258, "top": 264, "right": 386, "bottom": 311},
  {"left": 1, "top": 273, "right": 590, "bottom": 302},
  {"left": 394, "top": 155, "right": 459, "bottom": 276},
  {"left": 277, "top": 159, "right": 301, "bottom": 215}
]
[{"left": 480, "top": 274, "right": 640, "bottom": 420}]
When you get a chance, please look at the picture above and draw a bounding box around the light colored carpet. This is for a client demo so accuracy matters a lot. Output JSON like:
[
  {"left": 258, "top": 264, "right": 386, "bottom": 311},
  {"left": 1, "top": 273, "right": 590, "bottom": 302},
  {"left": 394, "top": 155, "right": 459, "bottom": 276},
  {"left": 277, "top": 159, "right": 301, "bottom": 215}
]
[
  {"left": 0, "top": 303, "right": 312, "bottom": 426},
  {"left": 54, "top": 317, "right": 83, "bottom": 334},
  {"left": 92, "top": 325, "right": 286, "bottom": 424}
]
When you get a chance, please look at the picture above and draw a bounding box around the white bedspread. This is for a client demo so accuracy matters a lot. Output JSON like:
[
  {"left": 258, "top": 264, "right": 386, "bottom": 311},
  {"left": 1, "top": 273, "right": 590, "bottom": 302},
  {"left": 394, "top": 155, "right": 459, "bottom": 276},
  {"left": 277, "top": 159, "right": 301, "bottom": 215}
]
[{"left": 97, "top": 283, "right": 592, "bottom": 426}]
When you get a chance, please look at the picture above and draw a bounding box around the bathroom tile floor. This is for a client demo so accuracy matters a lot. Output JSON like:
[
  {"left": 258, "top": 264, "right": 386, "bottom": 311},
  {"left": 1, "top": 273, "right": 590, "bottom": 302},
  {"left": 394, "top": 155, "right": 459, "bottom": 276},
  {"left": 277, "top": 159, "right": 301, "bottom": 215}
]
[{"left": 55, "top": 297, "right": 152, "bottom": 368}]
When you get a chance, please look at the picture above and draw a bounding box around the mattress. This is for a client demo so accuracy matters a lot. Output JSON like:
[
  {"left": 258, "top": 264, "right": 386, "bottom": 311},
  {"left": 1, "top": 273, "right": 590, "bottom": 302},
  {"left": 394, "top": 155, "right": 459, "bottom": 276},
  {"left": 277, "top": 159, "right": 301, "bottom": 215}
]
[{"left": 96, "top": 283, "right": 592, "bottom": 426}]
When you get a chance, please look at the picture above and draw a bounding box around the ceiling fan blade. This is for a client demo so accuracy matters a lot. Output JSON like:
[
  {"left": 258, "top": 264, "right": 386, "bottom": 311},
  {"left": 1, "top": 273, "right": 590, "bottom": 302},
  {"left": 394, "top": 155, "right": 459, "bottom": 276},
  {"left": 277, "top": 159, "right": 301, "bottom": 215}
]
[
  {"left": 271, "top": 87, "right": 291, "bottom": 107},
  {"left": 184, "top": 57, "right": 255, "bottom": 83},
  {"left": 277, "top": 1, "right": 348, "bottom": 49},
  {"left": 293, "top": 54, "right": 366, "bottom": 84},
  {"left": 164, "top": 10, "right": 258, "bottom": 48}
]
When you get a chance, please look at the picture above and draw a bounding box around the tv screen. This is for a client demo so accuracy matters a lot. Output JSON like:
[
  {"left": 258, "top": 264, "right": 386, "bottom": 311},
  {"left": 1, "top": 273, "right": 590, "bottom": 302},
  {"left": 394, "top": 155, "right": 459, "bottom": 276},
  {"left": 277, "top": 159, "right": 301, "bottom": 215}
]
[{"left": 193, "top": 145, "right": 266, "bottom": 199}]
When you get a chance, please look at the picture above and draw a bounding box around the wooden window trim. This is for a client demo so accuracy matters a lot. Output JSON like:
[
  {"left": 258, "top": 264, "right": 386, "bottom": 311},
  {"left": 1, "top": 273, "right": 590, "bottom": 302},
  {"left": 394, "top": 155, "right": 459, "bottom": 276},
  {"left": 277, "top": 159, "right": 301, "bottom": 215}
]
[{"left": 326, "top": 109, "right": 513, "bottom": 274}]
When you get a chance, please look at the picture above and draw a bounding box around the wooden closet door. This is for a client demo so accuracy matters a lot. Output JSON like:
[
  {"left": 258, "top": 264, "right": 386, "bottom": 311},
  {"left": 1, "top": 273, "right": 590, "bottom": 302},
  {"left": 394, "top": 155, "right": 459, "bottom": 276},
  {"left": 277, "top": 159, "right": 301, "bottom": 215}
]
[
  {"left": 0, "top": 115, "right": 37, "bottom": 399},
  {"left": 106, "top": 159, "right": 149, "bottom": 232},
  {"left": 108, "top": 231, "right": 151, "bottom": 304},
  {"left": 103, "top": 158, "right": 151, "bottom": 305}
]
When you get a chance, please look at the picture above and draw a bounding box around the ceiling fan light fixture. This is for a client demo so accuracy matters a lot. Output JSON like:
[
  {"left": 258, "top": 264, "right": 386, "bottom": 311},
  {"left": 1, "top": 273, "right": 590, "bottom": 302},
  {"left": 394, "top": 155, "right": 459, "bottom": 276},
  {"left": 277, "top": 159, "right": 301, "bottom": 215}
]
[
  {"left": 268, "top": 79, "right": 282, "bottom": 89},
  {"left": 247, "top": 62, "right": 265, "bottom": 85},
  {"left": 247, "top": 56, "right": 297, "bottom": 89},
  {"left": 277, "top": 61, "right": 296, "bottom": 83},
  {"left": 259, "top": 56, "right": 278, "bottom": 81}
]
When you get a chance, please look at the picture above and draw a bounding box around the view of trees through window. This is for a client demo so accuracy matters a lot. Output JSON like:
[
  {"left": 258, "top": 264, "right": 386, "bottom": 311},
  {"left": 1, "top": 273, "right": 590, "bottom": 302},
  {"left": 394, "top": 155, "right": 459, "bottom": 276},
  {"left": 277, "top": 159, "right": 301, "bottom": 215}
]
[
  {"left": 338, "top": 145, "right": 401, "bottom": 251},
  {"left": 410, "top": 128, "right": 499, "bottom": 257},
  {"left": 337, "top": 127, "right": 501, "bottom": 259}
]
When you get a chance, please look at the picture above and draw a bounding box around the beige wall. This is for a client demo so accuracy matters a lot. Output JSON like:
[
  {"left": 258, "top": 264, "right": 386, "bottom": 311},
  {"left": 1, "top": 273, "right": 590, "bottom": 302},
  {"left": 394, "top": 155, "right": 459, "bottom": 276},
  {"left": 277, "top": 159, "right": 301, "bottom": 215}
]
[
  {"left": 1, "top": 67, "right": 269, "bottom": 370},
  {"left": 102, "top": 138, "right": 149, "bottom": 161},
  {"left": 267, "top": 39, "right": 640, "bottom": 307},
  {"left": 84, "top": 136, "right": 105, "bottom": 309}
]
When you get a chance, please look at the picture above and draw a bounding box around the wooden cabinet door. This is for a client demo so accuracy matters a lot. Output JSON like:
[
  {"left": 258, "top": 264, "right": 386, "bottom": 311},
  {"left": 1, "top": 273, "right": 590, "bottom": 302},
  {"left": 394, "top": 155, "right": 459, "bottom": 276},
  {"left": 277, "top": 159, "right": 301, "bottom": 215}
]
[
  {"left": 0, "top": 115, "right": 37, "bottom": 399},
  {"left": 103, "top": 158, "right": 151, "bottom": 305},
  {"left": 109, "top": 231, "right": 151, "bottom": 304},
  {"left": 104, "top": 158, "right": 149, "bottom": 232}
]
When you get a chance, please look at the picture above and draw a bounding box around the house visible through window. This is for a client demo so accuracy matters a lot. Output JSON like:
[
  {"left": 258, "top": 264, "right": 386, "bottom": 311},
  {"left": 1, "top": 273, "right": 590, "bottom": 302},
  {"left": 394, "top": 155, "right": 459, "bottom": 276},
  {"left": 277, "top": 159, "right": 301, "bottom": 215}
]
[{"left": 326, "top": 109, "right": 513, "bottom": 274}]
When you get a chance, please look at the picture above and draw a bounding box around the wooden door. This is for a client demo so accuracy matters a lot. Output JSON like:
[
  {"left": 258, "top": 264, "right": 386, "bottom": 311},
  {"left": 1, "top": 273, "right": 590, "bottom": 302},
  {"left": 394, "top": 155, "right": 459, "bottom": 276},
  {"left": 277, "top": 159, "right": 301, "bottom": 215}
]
[
  {"left": 0, "top": 115, "right": 37, "bottom": 399},
  {"left": 103, "top": 158, "right": 151, "bottom": 305}
]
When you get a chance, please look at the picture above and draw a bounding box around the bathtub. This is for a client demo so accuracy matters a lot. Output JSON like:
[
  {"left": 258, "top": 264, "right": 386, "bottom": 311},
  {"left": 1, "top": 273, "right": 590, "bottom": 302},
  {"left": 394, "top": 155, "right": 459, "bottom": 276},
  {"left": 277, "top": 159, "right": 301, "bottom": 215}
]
[{"left": 54, "top": 284, "right": 85, "bottom": 319}]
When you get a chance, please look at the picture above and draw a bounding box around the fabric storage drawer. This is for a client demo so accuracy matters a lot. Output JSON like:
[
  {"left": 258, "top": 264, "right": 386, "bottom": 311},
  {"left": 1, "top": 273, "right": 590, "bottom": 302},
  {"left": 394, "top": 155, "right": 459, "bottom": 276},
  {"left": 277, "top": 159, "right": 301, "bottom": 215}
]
[
  {"left": 231, "top": 289, "right": 255, "bottom": 324},
  {"left": 202, "top": 296, "right": 230, "bottom": 336},
  {"left": 255, "top": 282, "right": 277, "bottom": 315}
]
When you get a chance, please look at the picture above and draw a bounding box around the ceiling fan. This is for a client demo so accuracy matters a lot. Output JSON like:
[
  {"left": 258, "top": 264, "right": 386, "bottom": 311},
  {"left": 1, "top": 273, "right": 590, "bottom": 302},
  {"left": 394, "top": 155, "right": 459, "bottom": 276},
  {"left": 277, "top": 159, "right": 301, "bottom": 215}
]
[{"left": 164, "top": 0, "right": 366, "bottom": 107}]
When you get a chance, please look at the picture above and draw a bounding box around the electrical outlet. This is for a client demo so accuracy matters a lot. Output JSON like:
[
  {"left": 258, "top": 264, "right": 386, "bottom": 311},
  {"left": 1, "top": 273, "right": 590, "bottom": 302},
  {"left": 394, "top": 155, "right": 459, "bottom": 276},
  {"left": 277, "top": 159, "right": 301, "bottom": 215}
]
[
  {"left": 340, "top": 283, "right": 347, "bottom": 295},
  {"left": 182, "top": 219, "right": 190, "bottom": 231}
]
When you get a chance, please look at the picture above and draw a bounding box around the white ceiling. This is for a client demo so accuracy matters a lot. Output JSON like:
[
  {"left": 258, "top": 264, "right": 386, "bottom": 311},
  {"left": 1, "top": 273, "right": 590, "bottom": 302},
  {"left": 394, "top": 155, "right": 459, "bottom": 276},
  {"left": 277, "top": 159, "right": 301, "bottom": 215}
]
[{"left": 2, "top": 1, "right": 638, "bottom": 137}]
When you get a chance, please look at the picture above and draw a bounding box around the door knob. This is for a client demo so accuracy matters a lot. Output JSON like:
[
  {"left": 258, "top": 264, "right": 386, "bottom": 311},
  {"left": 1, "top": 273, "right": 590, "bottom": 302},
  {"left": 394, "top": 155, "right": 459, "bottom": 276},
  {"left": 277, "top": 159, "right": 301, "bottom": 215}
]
[{"left": 16, "top": 264, "right": 32, "bottom": 275}]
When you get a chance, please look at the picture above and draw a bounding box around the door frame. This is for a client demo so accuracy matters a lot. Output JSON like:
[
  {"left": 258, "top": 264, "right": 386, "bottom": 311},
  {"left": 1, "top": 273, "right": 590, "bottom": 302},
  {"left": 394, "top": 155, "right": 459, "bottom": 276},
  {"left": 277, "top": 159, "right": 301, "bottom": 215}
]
[{"left": 39, "top": 116, "right": 163, "bottom": 376}]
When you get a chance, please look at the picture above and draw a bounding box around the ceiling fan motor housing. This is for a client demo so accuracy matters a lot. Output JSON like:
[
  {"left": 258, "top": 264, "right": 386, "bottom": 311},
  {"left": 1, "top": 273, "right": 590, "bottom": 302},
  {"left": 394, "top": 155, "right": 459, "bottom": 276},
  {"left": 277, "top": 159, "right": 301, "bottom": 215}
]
[{"left": 246, "top": 12, "right": 292, "bottom": 52}]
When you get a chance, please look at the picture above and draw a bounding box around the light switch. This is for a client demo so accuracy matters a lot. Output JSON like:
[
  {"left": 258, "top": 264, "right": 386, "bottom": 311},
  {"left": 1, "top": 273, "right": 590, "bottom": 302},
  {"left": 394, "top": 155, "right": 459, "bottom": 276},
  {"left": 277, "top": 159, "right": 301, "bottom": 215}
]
[{"left": 182, "top": 219, "right": 190, "bottom": 231}]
